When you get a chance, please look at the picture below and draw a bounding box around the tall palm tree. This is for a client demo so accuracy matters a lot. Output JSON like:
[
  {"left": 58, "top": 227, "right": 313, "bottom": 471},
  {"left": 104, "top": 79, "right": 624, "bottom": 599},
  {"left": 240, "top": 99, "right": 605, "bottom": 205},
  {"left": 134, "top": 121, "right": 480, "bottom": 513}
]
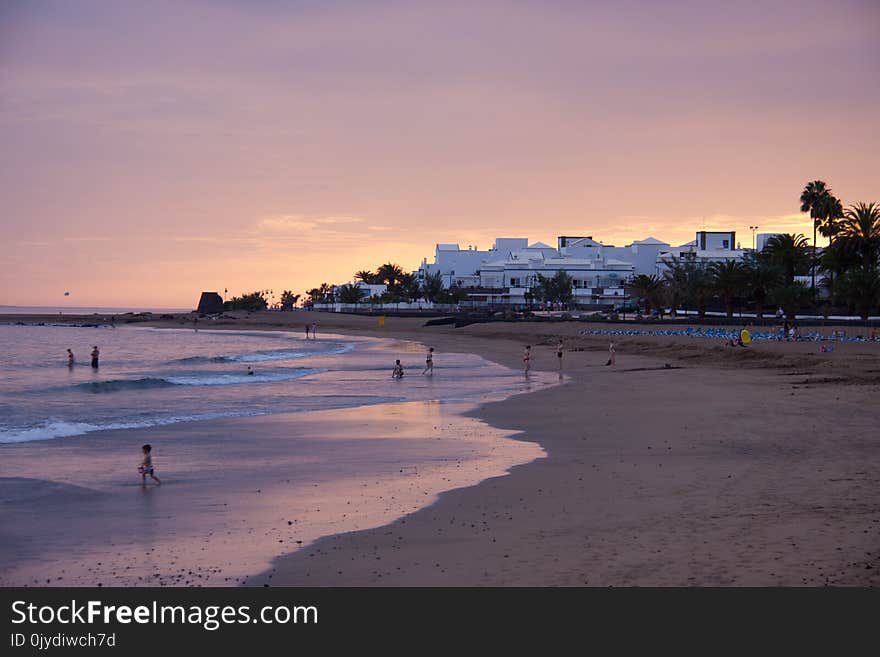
[
  {"left": 762, "top": 233, "right": 810, "bottom": 284},
  {"left": 816, "top": 195, "right": 845, "bottom": 245},
  {"left": 709, "top": 260, "right": 746, "bottom": 317},
  {"left": 800, "top": 180, "right": 832, "bottom": 291},
  {"left": 839, "top": 202, "right": 880, "bottom": 271},
  {"left": 625, "top": 274, "right": 665, "bottom": 314},
  {"left": 742, "top": 252, "right": 783, "bottom": 318}
]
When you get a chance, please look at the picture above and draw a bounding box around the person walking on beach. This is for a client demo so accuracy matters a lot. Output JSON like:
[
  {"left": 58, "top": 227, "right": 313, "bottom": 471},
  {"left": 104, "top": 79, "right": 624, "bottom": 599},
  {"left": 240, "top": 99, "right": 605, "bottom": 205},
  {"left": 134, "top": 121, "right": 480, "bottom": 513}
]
[
  {"left": 392, "top": 359, "right": 405, "bottom": 379},
  {"left": 139, "top": 444, "right": 161, "bottom": 486},
  {"left": 605, "top": 342, "right": 616, "bottom": 366},
  {"left": 422, "top": 347, "right": 434, "bottom": 375},
  {"left": 304, "top": 324, "right": 310, "bottom": 339},
  {"left": 556, "top": 339, "right": 564, "bottom": 370},
  {"left": 90, "top": 346, "right": 100, "bottom": 369},
  {"left": 523, "top": 345, "right": 532, "bottom": 374},
  {"left": 311, "top": 323, "right": 317, "bottom": 339},
  {"left": 67, "top": 349, "right": 75, "bottom": 368}
]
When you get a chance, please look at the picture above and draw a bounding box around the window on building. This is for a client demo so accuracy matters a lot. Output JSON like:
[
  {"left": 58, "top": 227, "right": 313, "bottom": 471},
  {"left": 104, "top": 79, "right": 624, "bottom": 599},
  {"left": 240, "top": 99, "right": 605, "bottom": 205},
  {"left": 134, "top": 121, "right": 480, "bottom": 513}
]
[{"left": 722, "top": 239, "right": 729, "bottom": 249}]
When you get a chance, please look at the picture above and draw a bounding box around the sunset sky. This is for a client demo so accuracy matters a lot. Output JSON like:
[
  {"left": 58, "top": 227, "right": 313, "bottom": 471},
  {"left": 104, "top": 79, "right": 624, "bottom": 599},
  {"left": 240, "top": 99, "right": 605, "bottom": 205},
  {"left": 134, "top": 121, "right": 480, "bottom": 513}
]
[{"left": 2, "top": 0, "right": 878, "bottom": 308}]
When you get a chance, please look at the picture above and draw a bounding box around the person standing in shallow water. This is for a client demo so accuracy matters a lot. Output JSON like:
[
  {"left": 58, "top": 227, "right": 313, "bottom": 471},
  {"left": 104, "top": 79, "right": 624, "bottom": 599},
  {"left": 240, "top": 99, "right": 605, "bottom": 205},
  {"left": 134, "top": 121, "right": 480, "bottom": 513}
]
[
  {"left": 90, "top": 346, "right": 99, "bottom": 369},
  {"left": 523, "top": 345, "right": 532, "bottom": 375},
  {"left": 422, "top": 347, "right": 434, "bottom": 375},
  {"left": 67, "top": 349, "right": 74, "bottom": 368},
  {"left": 304, "top": 324, "right": 310, "bottom": 339},
  {"left": 556, "top": 339, "right": 564, "bottom": 370},
  {"left": 139, "top": 444, "right": 161, "bottom": 486}
]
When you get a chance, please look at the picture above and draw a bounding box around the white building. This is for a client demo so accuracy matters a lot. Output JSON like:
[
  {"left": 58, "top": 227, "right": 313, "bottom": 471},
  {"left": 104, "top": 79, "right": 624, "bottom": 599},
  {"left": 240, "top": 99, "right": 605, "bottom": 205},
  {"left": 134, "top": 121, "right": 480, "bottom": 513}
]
[
  {"left": 417, "top": 229, "right": 754, "bottom": 307},
  {"left": 417, "top": 239, "right": 529, "bottom": 288},
  {"left": 656, "top": 231, "right": 746, "bottom": 270},
  {"left": 474, "top": 248, "right": 633, "bottom": 305},
  {"left": 560, "top": 236, "right": 671, "bottom": 278},
  {"left": 756, "top": 232, "right": 782, "bottom": 252}
]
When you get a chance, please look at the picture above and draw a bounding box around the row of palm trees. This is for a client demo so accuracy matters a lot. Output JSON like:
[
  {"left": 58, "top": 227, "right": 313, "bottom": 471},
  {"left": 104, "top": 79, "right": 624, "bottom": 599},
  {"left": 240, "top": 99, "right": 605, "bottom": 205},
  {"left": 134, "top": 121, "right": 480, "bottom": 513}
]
[
  {"left": 626, "top": 198, "right": 880, "bottom": 319},
  {"left": 307, "top": 263, "right": 468, "bottom": 305}
]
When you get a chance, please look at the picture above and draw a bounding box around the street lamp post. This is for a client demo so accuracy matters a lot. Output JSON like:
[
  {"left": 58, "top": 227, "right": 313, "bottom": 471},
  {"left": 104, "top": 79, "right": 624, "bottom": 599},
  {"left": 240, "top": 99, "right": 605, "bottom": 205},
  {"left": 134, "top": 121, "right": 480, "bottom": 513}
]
[{"left": 749, "top": 226, "right": 759, "bottom": 251}]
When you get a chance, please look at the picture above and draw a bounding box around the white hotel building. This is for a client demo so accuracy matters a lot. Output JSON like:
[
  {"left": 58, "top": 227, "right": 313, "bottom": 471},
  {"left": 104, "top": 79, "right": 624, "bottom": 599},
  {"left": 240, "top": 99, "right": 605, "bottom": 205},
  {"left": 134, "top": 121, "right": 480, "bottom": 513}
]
[{"left": 417, "top": 231, "right": 747, "bottom": 306}]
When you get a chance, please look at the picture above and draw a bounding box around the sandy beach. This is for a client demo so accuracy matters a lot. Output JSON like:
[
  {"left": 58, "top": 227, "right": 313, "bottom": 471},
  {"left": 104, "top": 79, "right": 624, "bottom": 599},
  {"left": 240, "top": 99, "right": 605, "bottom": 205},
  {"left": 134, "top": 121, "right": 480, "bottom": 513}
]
[{"left": 2, "top": 311, "right": 879, "bottom": 586}]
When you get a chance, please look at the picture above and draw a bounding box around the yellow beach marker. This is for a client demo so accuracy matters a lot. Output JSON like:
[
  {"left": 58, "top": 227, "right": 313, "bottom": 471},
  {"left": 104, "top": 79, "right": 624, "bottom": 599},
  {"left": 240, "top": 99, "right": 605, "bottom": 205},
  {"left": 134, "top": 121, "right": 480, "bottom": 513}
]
[
  {"left": 740, "top": 329, "right": 752, "bottom": 346},
  {"left": 378, "top": 316, "right": 386, "bottom": 327}
]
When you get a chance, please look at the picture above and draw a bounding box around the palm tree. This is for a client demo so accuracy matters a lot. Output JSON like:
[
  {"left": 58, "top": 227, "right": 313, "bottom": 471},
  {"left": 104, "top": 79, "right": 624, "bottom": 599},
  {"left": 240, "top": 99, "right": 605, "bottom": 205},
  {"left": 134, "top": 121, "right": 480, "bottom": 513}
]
[
  {"left": 839, "top": 202, "right": 880, "bottom": 271},
  {"left": 689, "top": 266, "right": 713, "bottom": 318},
  {"left": 335, "top": 283, "right": 367, "bottom": 305},
  {"left": 661, "top": 258, "right": 712, "bottom": 317},
  {"left": 768, "top": 281, "right": 812, "bottom": 320},
  {"left": 800, "top": 180, "right": 832, "bottom": 291},
  {"left": 279, "top": 290, "right": 300, "bottom": 310},
  {"left": 708, "top": 260, "right": 746, "bottom": 317},
  {"left": 816, "top": 195, "right": 845, "bottom": 245},
  {"left": 818, "top": 239, "right": 859, "bottom": 307},
  {"left": 762, "top": 233, "right": 810, "bottom": 284},
  {"left": 834, "top": 266, "right": 880, "bottom": 320},
  {"left": 398, "top": 272, "right": 421, "bottom": 301},
  {"left": 376, "top": 263, "right": 405, "bottom": 288},
  {"left": 741, "top": 252, "right": 782, "bottom": 318},
  {"left": 354, "top": 269, "right": 378, "bottom": 284},
  {"left": 421, "top": 271, "right": 444, "bottom": 302},
  {"left": 660, "top": 256, "right": 691, "bottom": 313},
  {"left": 625, "top": 274, "right": 665, "bottom": 314},
  {"left": 307, "top": 283, "right": 335, "bottom": 304}
]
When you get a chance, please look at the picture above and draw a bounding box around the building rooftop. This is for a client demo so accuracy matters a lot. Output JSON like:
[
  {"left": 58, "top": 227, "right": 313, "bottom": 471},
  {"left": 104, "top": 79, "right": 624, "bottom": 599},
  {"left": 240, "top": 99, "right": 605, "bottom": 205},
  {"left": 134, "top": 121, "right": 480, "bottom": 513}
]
[{"left": 631, "top": 237, "right": 669, "bottom": 245}]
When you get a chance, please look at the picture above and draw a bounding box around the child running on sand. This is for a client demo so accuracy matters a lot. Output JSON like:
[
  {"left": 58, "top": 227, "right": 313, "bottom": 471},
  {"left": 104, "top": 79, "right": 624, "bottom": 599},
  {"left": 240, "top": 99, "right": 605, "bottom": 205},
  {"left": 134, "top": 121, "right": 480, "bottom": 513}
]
[
  {"left": 523, "top": 345, "right": 532, "bottom": 374},
  {"left": 392, "top": 359, "right": 405, "bottom": 379},
  {"left": 422, "top": 347, "right": 434, "bottom": 375},
  {"left": 139, "top": 444, "right": 161, "bottom": 486}
]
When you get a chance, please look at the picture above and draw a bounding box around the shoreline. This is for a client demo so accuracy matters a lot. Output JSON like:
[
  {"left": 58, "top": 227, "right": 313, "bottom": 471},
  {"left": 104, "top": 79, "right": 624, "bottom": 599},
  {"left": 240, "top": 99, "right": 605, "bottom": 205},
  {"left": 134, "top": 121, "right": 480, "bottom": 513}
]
[
  {"left": 257, "top": 346, "right": 880, "bottom": 586},
  {"left": 3, "top": 313, "right": 879, "bottom": 585},
  {"left": 0, "top": 326, "right": 556, "bottom": 587}
]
